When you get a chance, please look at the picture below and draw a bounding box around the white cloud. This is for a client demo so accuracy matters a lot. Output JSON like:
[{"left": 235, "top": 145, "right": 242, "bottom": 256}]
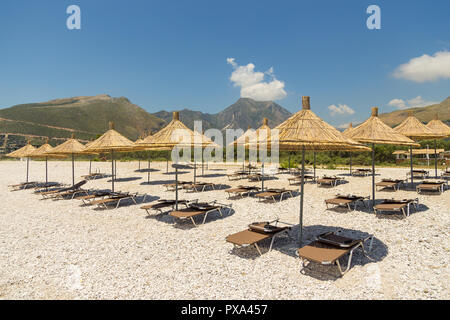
[
  {"left": 227, "top": 58, "right": 287, "bottom": 101},
  {"left": 393, "top": 51, "right": 450, "bottom": 82},
  {"left": 388, "top": 96, "right": 439, "bottom": 109},
  {"left": 328, "top": 104, "right": 355, "bottom": 116}
]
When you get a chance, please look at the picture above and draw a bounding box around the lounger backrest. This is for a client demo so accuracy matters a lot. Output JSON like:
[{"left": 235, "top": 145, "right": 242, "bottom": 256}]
[{"left": 73, "top": 180, "right": 88, "bottom": 189}]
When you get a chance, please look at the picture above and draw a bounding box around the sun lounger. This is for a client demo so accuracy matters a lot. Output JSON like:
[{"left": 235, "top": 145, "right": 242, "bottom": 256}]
[
  {"left": 39, "top": 180, "right": 88, "bottom": 199},
  {"left": 140, "top": 199, "right": 192, "bottom": 215},
  {"left": 225, "top": 185, "right": 260, "bottom": 199},
  {"left": 317, "top": 176, "right": 344, "bottom": 187},
  {"left": 288, "top": 175, "right": 315, "bottom": 185},
  {"left": 441, "top": 171, "right": 450, "bottom": 180},
  {"left": 78, "top": 190, "right": 114, "bottom": 205},
  {"left": 254, "top": 188, "right": 296, "bottom": 202},
  {"left": 163, "top": 181, "right": 192, "bottom": 191},
  {"left": 53, "top": 188, "right": 90, "bottom": 200},
  {"left": 407, "top": 170, "right": 429, "bottom": 181},
  {"left": 169, "top": 201, "right": 232, "bottom": 227},
  {"left": 8, "top": 181, "right": 39, "bottom": 191},
  {"left": 89, "top": 192, "right": 139, "bottom": 209},
  {"left": 325, "top": 194, "right": 369, "bottom": 211},
  {"left": 182, "top": 182, "right": 216, "bottom": 192},
  {"left": 33, "top": 182, "right": 66, "bottom": 191},
  {"left": 81, "top": 172, "right": 107, "bottom": 180},
  {"left": 416, "top": 181, "right": 446, "bottom": 194},
  {"left": 297, "top": 231, "right": 373, "bottom": 276},
  {"left": 351, "top": 168, "right": 373, "bottom": 177},
  {"left": 226, "top": 220, "right": 293, "bottom": 256},
  {"left": 375, "top": 179, "right": 405, "bottom": 191},
  {"left": 373, "top": 198, "right": 419, "bottom": 218},
  {"left": 227, "top": 171, "right": 248, "bottom": 181}
]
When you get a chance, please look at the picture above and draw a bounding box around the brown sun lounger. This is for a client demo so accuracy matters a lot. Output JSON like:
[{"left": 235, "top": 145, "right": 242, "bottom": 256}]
[
  {"left": 163, "top": 181, "right": 192, "bottom": 191},
  {"left": 33, "top": 182, "right": 66, "bottom": 192},
  {"left": 325, "top": 194, "right": 369, "bottom": 211},
  {"left": 288, "top": 175, "right": 315, "bottom": 185},
  {"left": 407, "top": 170, "right": 429, "bottom": 181},
  {"left": 351, "top": 168, "right": 373, "bottom": 177},
  {"left": 226, "top": 220, "right": 293, "bottom": 256},
  {"left": 416, "top": 181, "right": 446, "bottom": 194},
  {"left": 317, "top": 176, "right": 344, "bottom": 187},
  {"left": 227, "top": 171, "right": 248, "bottom": 181},
  {"left": 225, "top": 185, "right": 260, "bottom": 199},
  {"left": 375, "top": 179, "right": 405, "bottom": 191},
  {"left": 89, "top": 192, "right": 139, "bottom": 209},
  {"left": 9, "top": 181, "right": 39, "bottom": 191},
  {"left": 182, "top": 182, "right": 216, "bottom": 192},
  {"left": 39, "top": 180, "right": 88, "bottom": 199},
  {"left": 81, "top": 172, "right": 107, "bottom": 180},
  {"left": 169, "top": 201, "right": 232, "bottom": 226},
  {"left": 373, "top": 198, "right": 419, "bottom": 218},
  {"left": 297, "top": 231, "right": 373, "bottom": 276},
  {"left": 254, "top": 188, "right": 296, "bottom": 202},
  {"left": 140, "top": 199, "right": 191, "bottom": 215}
]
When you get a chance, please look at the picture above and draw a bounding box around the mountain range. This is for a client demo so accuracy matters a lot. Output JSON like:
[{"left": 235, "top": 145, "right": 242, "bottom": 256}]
[{"left": 0, "top": 95, "right": 449, "bottom": 150}]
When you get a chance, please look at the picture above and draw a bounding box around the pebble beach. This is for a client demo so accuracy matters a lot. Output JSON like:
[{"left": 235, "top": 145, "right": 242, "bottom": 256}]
[{"left": 0, "top": 160, "right": 449, "bottom": 299}]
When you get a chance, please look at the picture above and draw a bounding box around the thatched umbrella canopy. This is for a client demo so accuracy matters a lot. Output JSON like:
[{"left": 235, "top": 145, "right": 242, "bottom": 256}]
[
  {"left": 346, "top": 107, "right": 419, "bottom": 200},
  {"left": 85, "top": 122, "right": 138, "bottom": 192},
  {"left": 29, "top": 138, "right": 66, "bottom": 184},
  {"left": 426, "top": 115, "right": 450, "bottom": 177},
  {"left": 139, "top": 111, "right": 219, "bottom": 209},
  {"left": 48, "top": 134, "right": 87, "bottom": 186},
  {"left": 394, "top": 112, "right": 445, "bottom": 184},
  {"left": 260, "top": 96, "right": 370, "bottom": 245},
  {"left": 6, "top": 141, "right": 37, "bottom": 183}
]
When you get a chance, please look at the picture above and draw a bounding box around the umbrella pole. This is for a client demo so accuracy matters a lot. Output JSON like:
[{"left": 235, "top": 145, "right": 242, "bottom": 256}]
[
  {"left": 45, "top": 156, "right": 48, "bottom": 184},
  {"left": 111, "top": 150, "right": 114, "bottom": 192},
  {"left": 194, "top": 160, "right": 197, "bottom": 185},
  {"left": 147, "top": 154, "right": 151, "bottom": 184},
  {"left": 313, "top": 151, "right": 316, "bottom": 181},
  {"left": 115, "top": 160, "right": 117, "bottom": 179},
  {"left": 89, "top": 156, "right": 92, "bottom": 174},
  {"left": 26, "top": 157, "right": 29, "bottom": 183},
  {"left": 350, "top": 153, "right": 352, "bottom": 175},
  {"left": 288, "top": 153, "right": 291, "bottom": 174},
  {"left": 372, "top": 143, "right": 375, "bottom": 208},
  {"left": 202, "top": 148, "right": 204, "bottom": 176},
  {"left": 261, "top": 161, "right": 264, "bottom": 192},
  {"left": 175, "top": 166, "right": 179, "bottom": 211},
  {"left": 299, "top": 146, "right": 305, "bottom": 246},
  {"left": 138, "top": 159, "right": 141, "bottom": 171},
  {"left": 434, "top": 139, "right": 438, "bottom": 178},
  {"left": 72, "top": 153, "right": 75, "bottom": 186},
  {"left": 410, "top": 146, "right": 414, "bottom": 189}
]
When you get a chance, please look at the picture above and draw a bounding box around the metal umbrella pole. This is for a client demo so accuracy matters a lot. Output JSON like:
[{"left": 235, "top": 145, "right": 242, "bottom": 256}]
[
  {"left": 410, "top": 145, "right": 414, "bottom": 189},
  {"left": 26, "top": 157, "right": 29, "bottom": 183},
  {"left": 371, "top": 143, "right": 375, "bottom": 208},
  {"left": 313, "top": 151, "right": 316, "bottom": 181},
  {"left": 299, "top": 146, "right": 305, "bottom": 246},
  {"left": 175, "top": 165, "right": 179, "bottom": 211},
  {"left": 349, "top": 153, "right": 352, "bottom": 175},
  {"left": 45, "top": 156, "right": 48, "bottom": 184},
  {"left": 71, "top": 153, "right": 75, "bottom": 186},
  {"left": 147, "top": 153, "right": 151, "bottom": 184},
  {"left": 288, "top": 152, "right": 291, "bottom": 174},
  {"left": 89, "top": 155, "right": 92, "bottom": 174},
  {"left": 111, "top": 150, "right": 115, "bottom": 192},
  {"left": 434, "top": 139, "right": 438, "bottom": 178}
]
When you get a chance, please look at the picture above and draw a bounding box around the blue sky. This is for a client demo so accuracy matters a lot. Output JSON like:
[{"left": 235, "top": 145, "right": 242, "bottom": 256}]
[{"left": 1, "top": 0, "right": 449, "bottom": 128}]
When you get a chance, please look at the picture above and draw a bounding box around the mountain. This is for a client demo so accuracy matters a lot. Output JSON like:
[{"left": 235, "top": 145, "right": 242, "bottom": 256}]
[
  {"left": 0, "top": 95, "right": 165, "bottom": 141},
  {"left": 379, "top": 97, "right": 450, "bottom": 127},
  {"left": 153, "top": 98, "right": 292, "bottom": 131}
]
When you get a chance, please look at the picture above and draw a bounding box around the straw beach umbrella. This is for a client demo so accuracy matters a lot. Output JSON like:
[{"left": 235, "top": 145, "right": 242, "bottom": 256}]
[
  {"left": 48, "top": 134, "right": 87, "bottom": 186},
  {"left": 345, "top": 107, "right": 419, "bottom": 203},
  {"left": 257, "top": 96, "right": 370, "bottom": 245},
  {"left": 28, "top": 138, "right": 66, "bottom": 184},
  {"left": 393, "top": 112, "right": 444, "bottom": 186},
  {"left": 139, "top": 111, "right": 218, "bottom": 209},
  {"left": 6, "top": 141, "right": 37, "bottom": 183},
  {"left": 426, "top": 115, "right": 450, "bottom": 177},
  {"left": 85, "top": 122, "right": 137, "bottom": 192}
]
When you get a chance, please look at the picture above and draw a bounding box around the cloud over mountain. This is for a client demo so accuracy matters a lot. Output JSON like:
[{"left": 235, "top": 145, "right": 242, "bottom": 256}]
[{"left": 227, "top": 58, "right": 287, "bottom": 101}]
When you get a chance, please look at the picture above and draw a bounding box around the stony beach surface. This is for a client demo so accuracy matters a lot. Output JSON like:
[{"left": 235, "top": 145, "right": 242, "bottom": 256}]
[{"left": 0, "top": 160, "right": 448, "bottom": 299}]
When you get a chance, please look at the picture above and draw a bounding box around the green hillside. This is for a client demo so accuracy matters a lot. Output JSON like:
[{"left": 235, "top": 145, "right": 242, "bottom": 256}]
[
  {"left": 379, "top": 97, "right": 450, "bottom": 127},
  {"left": 0, "top": 95, "right": 165, "bottom": 140}
]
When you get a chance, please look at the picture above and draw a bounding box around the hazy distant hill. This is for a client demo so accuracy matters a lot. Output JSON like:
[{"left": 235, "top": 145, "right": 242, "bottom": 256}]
[
  {"left": 0, "top": 95, "right": 165, "bottom": 140},
  {"left": 379, "top": 97, "right": 450, "bottom": 127},
  {"left": 153, "top": 98, "right": 292, "bottom": 131}
]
